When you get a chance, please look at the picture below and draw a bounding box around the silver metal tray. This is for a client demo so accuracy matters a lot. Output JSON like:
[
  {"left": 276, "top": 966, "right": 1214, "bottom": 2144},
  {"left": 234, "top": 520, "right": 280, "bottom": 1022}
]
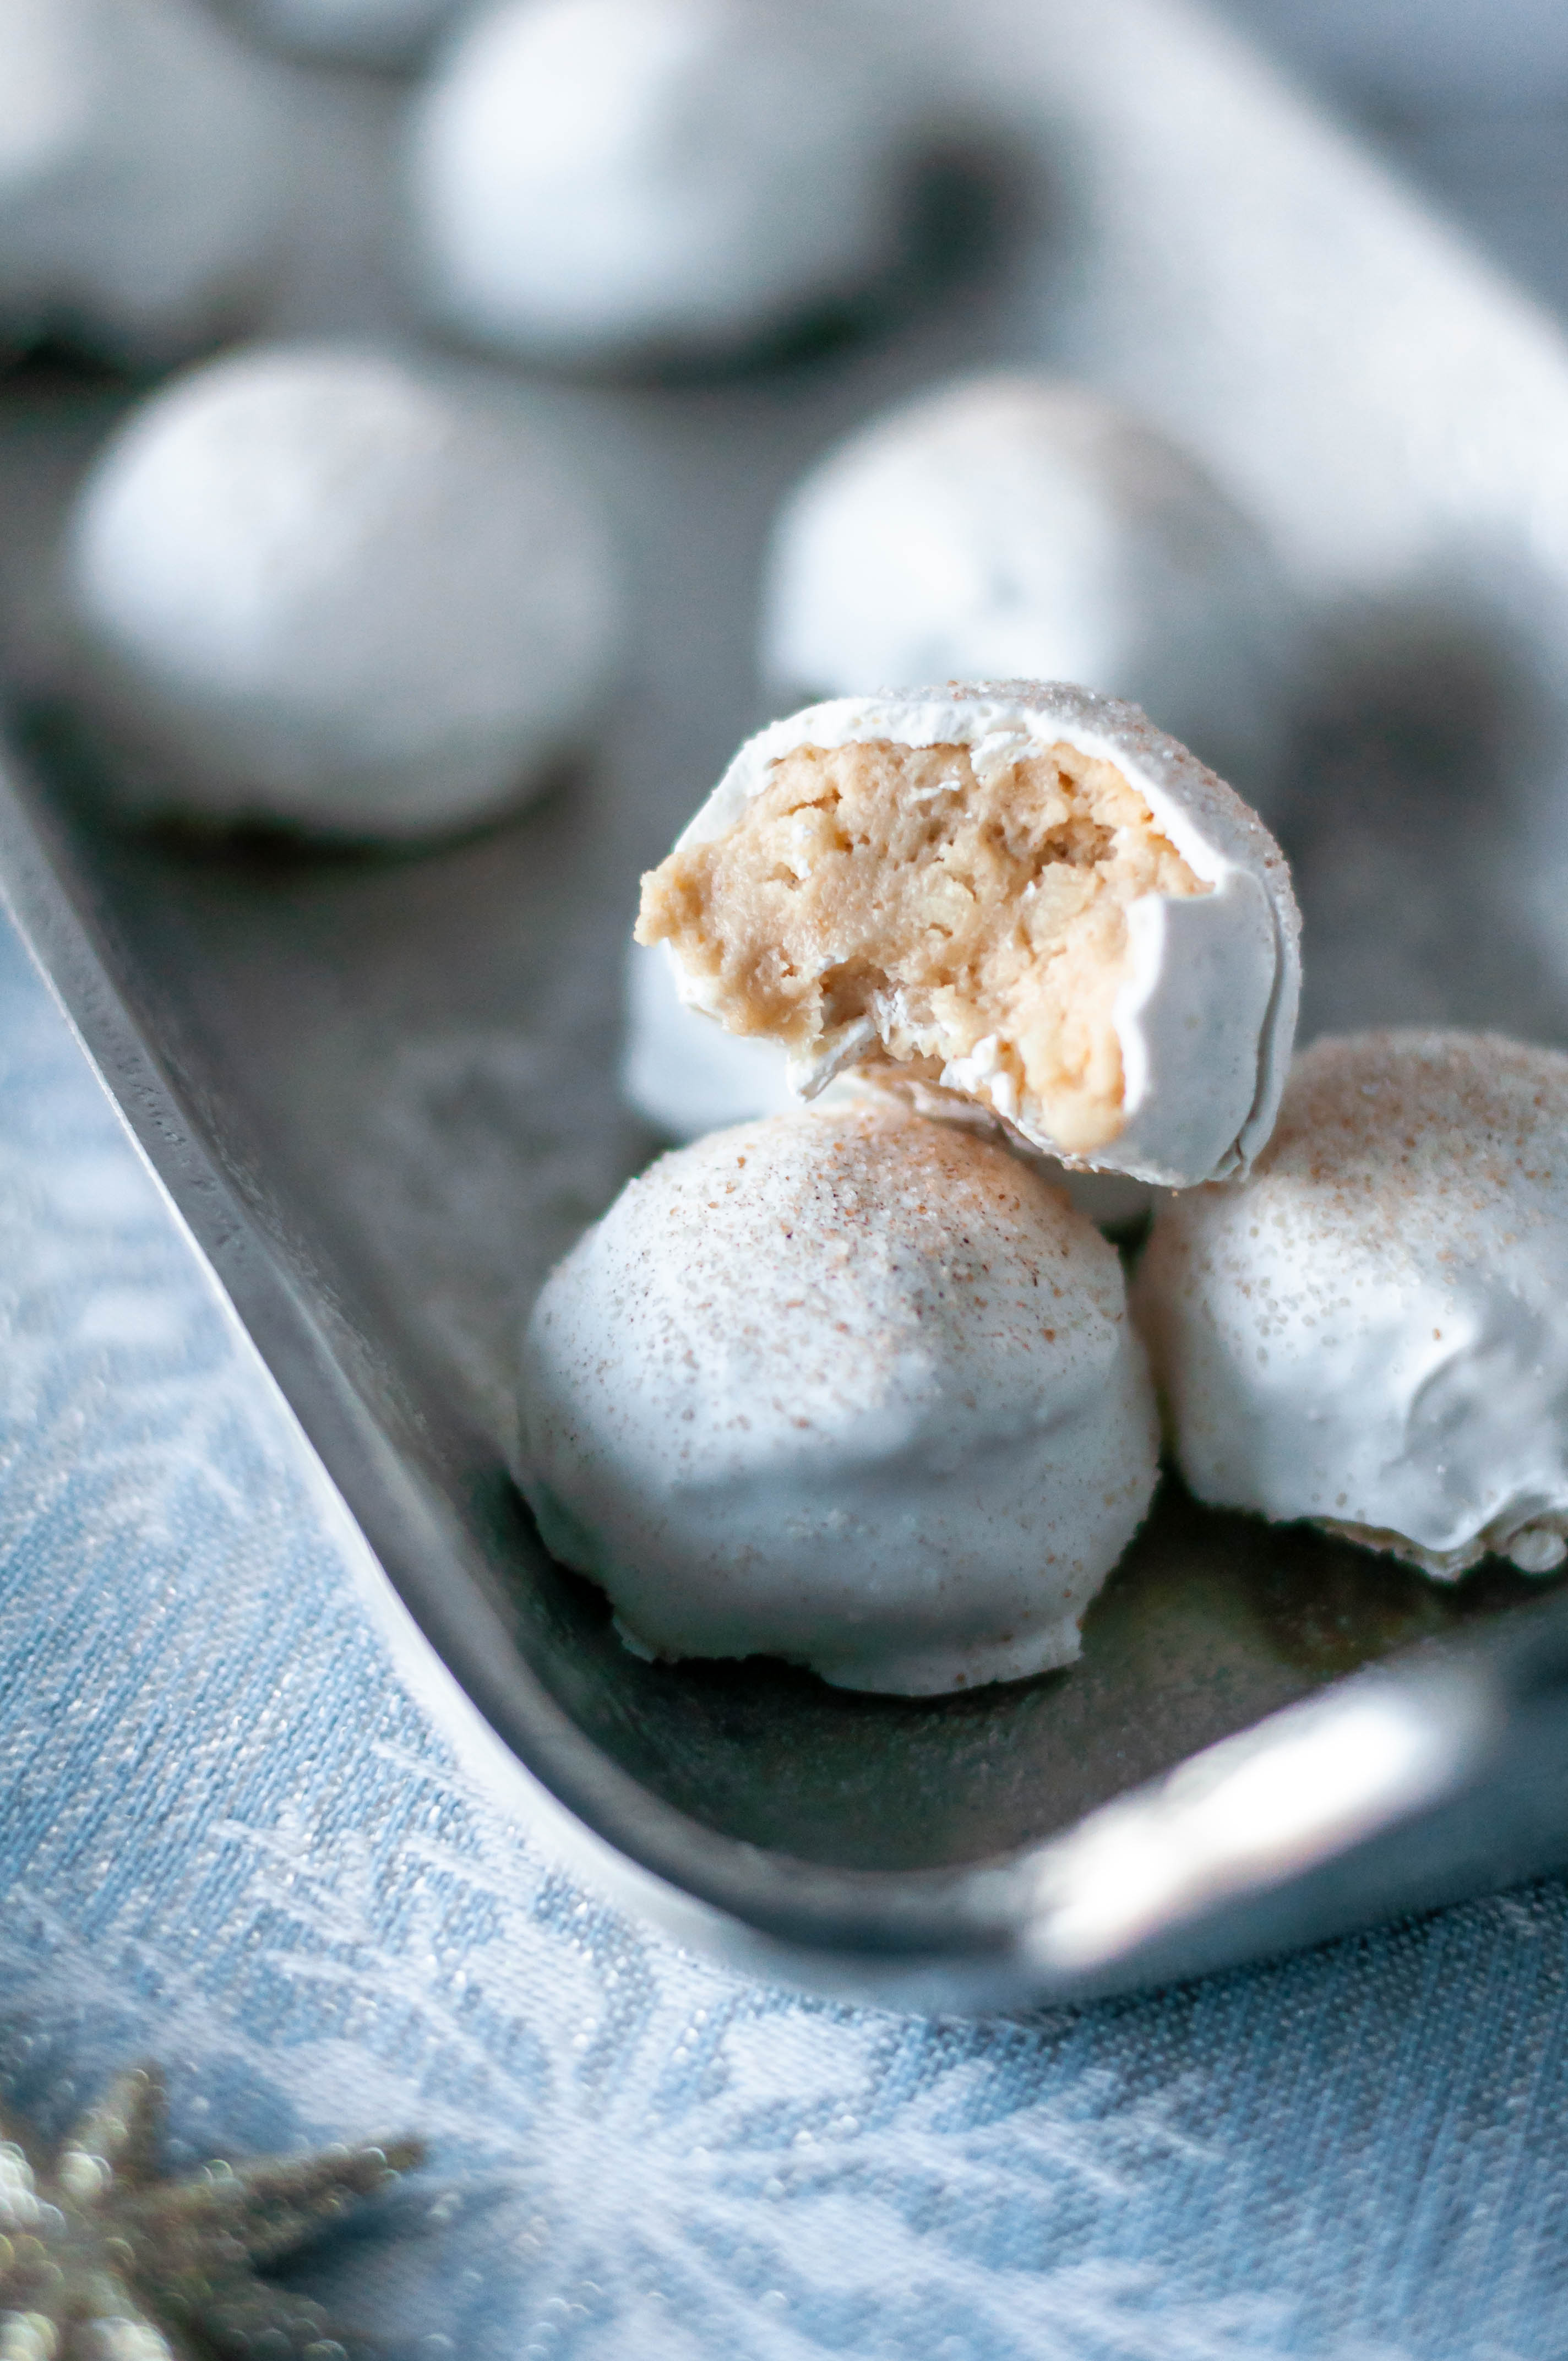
[{"left": 8, "top": 0, "right": 1568, "bottom": 2014}]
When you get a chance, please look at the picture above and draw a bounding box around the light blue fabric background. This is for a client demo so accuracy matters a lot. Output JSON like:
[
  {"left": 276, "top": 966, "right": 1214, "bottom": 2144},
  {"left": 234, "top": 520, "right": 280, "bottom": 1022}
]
[{"left": 6, "top": 888, "right": 1568, "bottom": 2361}]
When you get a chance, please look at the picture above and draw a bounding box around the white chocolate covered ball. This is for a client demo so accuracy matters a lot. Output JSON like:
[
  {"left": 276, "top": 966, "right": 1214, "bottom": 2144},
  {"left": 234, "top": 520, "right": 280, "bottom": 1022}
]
[
  {"left": 1133, "top": 1030, "right": 1568, "bottom": 1579},
  {"left": 0, "top": 0, "right": 288, "bottom": 362},
  {"left": 519, "top": 1102, "right": 1160, "bottom": 1694},
  {"left": 65, "top": 341, "right": 621, "bottom": 839},
  {"left": 235, "top": 0, "right": 466, "bottom": 67},
  {"left": 763, "top": 376, "right": 1296, "bottom": 807},
  {"left": 408, "top": 0, "right": 921, "bottom": 366},
  {"left": 637, "top": 683, "right": 1301, "bottom": 1189}
]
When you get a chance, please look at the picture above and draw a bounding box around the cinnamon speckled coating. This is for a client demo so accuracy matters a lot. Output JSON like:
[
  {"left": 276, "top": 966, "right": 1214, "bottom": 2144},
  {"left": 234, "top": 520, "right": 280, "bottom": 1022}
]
[
  {"left": 519, "top": 1101, "right": 1159, "bottom": 1694},
  {"left": 1133, "top": 1029, "right": 1568, "bottom": 1577}
]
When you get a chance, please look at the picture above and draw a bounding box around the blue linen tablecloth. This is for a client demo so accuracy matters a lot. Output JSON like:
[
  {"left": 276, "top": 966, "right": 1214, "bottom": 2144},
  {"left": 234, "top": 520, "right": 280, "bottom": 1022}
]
[{"left": 6, "top": 917, "right": 1568, "bottom": 2361}]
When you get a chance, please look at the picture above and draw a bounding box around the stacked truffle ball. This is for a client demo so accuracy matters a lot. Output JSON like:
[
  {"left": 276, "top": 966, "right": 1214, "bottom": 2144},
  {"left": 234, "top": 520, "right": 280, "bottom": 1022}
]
[{"left": 623, "top": 368, "right": 1295, "bottom": 1153}]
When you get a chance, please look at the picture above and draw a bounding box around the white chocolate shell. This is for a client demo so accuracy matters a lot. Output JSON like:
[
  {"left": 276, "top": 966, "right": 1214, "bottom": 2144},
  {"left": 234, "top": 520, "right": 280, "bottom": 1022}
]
[
  {"left": 647, "top": 683, "right": 1300, "bottom": 1189},
  {"left": 0, "top": 0, "right": 288, "bottom": 363},
  {"left": 65, "top": 343, "right": 622, "bottom": 840},
  {"left": 519, "top": 1102, "right": 1159, "bottom": 1695},
  {"left": 409, "top": 0, "right": 922, "bottom": 366},
  {"left": 1132, "top": 1029, "right": 1568, "bottom": 1579}
]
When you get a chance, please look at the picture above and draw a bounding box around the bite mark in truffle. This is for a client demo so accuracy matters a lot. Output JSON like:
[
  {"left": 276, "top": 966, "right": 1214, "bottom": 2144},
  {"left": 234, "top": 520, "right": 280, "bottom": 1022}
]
[
  {"left": 640, "top": 735, "right": 1206, "bottom": 1155},
  {"left": 639, "top": 682, "right": 1299, "bottom": 1187}
]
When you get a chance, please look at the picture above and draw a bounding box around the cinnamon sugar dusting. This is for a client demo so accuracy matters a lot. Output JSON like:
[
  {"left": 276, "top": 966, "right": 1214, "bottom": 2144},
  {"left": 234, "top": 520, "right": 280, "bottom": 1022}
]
[
  {"left": 519, "top": 1101, "right": 1160, "bottom": 1693},
  {"left": 1134, "top": 1027, "right": 1568, "bottom": 1580},
  {"left": 1250, "top": 1030, "right": 1568, "bottom": 1254}
]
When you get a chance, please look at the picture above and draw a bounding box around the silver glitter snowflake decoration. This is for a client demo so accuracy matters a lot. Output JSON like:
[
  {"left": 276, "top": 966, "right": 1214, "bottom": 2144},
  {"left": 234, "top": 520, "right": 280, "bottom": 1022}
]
[{"left": 0, "top": 2066, "right": 422, "bottom": 2359}]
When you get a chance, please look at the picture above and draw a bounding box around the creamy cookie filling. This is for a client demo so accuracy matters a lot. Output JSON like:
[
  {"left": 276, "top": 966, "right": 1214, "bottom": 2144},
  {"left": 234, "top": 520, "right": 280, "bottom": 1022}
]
[{"left": 638, "top": 732, "right": 1207, "bottom": 1156}]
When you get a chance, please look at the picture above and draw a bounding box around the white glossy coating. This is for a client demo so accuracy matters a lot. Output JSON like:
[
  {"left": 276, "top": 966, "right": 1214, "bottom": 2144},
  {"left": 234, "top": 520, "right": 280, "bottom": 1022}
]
[
  {"left": 519, "top": 1102, "right": 1160, "bottom": 1694},
  {"left": 1133, "top": 1030, "right": 1568, "bottom": 1578},
  {"left": 66, "top": 342, "right": 622, "bottom": 839},
  {"left": 668, "top": 683, "right": 1301, "bottom": 1188},
  {"left": 0, "top": 0, "right": 287, "bottom": 360},
  {"left": 764, "top": 374, "right": 1297, "bottom": 808},
  {"left": 408, "top": 0, "right": 920, "bottom": 363}
]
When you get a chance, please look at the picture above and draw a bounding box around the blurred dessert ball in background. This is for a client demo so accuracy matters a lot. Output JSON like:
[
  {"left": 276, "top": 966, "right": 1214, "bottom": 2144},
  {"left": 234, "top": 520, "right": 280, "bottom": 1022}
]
[
  {"left": 763, "top": 375, "right": 1299, "bottom": 810},
  {"left": 64, "top": 341, "right": 622, "bottom": 840},
  {"left": 0, "top": 0, "right": 290, "bottom": 363},
  {"left": 407, "top": 0, "right": 928, "bottom": 367},
  {"left": 230, "top": 0, "right": 469, "bottom": 68}
]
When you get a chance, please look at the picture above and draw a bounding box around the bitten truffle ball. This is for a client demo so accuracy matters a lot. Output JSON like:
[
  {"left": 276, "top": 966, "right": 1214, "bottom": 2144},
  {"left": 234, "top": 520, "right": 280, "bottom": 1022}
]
[
  {"left": 408, "top": 0, "right": 922, "bottom": 366},
  {"left": 1133, "top": 1030, "right": 1568, "bottom": 1578},
  {"left": 763, "top": 376, "right": 1297, "bottom": 806},
  {"left": 65, "top": 342, "right": 621, "bottom": 839},
  {"left": 636, "top": 684, "right": 1300, "bottom": 1188},
  {"left": 519, "top": 1102, "right": 1160, "bottom": 1694},
  {"left": 0, "top": 0, "right": 287, "bottom": 361}
]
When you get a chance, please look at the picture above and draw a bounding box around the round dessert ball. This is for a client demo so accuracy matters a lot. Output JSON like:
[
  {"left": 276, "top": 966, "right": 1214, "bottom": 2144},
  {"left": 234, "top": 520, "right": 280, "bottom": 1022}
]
[
  {"left": 763, "top": 376, "right": 1297, "bottom": 807},
  {"left": 65, "top": 341, "right": 622, "bottom": 840},
  {"left": 408, "top": 0, "right": 922, "bottom": 367},
  {"left": 0, "top": 0, "right": 288, "bottom": 363},
  {"left": 1133, "top": 1030, "right": 1568, "bottom": 1579},
  {"left": 233, "top": 0, "right": 466, "bottom": 67},
  {"left": 637, "top": 684, "right": 1301, "bottom": 1189},
  {"left": 519, "top": 1102, "right": 1160, "bottom": 1694}
]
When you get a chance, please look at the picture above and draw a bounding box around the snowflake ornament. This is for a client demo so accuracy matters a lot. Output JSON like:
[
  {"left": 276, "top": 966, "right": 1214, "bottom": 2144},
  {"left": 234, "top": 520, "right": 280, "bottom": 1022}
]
[{"left": 0, "top": 2066, "right": 423, "bottom": 2358}]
